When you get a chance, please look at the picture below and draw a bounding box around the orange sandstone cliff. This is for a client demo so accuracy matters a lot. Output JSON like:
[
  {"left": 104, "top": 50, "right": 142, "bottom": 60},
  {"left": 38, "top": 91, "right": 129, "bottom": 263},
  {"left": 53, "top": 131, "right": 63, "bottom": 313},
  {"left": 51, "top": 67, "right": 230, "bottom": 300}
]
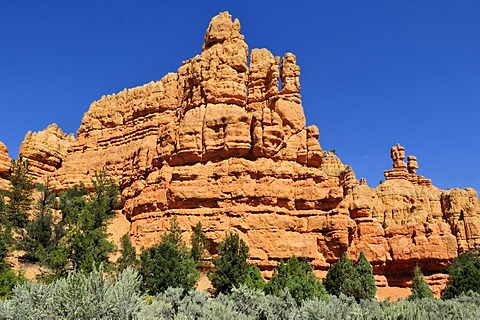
[
  {"left": 2, "top": 12, "right": 480, "bottom": 296},
  {"left": 0, "top": 142, "right": 11, "bottom": 190}
]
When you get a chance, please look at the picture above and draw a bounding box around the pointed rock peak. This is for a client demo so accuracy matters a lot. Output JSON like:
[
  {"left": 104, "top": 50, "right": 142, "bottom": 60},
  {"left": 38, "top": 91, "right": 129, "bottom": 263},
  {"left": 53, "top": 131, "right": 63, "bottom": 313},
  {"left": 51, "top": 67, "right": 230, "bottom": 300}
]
[
  {"left": 23, "top": 123, "right": 74, "bottom": 142},
  {"left": 0, "top": 141, "right": 11, "bottom": 178},
  {"left": 0, "top": 141, "right": 8, "bottom": 153},
  {"left": 203, "top": 11, "right": 243, "bottom": 51},
  {"left": 45, "top": 123, "right": 75, "bottom": 140},
  {"left": 19, "top": 124, "right": 75, "bottom": 181},
  {"left": 46, "top": 123, "right": 61, "bottom": 132}
]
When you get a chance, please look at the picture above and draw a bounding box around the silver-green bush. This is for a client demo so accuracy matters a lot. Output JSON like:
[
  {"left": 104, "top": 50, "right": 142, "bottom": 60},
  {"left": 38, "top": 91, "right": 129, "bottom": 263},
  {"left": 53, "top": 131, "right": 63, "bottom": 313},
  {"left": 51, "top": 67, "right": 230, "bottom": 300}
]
[
  {"left": 1, "top": 270, "right": 480, "bottom": 319},
  {"left": 0, "top": 266, "right": 144, "bottom": 320}
]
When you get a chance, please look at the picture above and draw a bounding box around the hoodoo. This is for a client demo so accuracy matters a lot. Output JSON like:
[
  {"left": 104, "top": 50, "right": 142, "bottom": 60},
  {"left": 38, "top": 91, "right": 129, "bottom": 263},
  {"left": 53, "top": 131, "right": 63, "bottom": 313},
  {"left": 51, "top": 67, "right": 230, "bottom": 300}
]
[
  {"left": 0, "top": 142, "right": 11, "bottom": 190},
  {"left": 2, "top": 12, "right": 479, "bottom": 296},
  {"left": 19, "top": 124, "right": 75, "bottom": 181}
]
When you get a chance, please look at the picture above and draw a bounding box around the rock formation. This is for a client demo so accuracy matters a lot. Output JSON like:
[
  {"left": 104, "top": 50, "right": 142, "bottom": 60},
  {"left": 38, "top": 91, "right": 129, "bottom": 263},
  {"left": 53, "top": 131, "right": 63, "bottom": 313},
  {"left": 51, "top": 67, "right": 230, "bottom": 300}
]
[
  {"left": 346, "top": 144, "right": 480, "bottom": 294},
  {"left": 384, "top": 144, "right": 432, "bottom": 186},
  {"left": 0, "top": 142, "right": 11, "bottom": 190},
  {"left": 19, "top": 124, "right": 75, "bottom": 182},
  {"left": 1, "top": 12, "right": 479, "bottom": 297},
  {"left": 407, "top": 156, "right": 418, "bottom": 175},
  {"left": 51, "top": 11, "right": 332, "bottom": 272}
]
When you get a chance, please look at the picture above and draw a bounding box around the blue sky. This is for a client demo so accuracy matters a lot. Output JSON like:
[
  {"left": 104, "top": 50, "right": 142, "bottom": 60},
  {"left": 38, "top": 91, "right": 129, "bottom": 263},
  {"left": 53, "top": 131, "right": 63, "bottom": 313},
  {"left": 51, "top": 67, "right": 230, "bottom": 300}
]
[{"left": 0, "top": 1, "right": 479, "bottom": 191}]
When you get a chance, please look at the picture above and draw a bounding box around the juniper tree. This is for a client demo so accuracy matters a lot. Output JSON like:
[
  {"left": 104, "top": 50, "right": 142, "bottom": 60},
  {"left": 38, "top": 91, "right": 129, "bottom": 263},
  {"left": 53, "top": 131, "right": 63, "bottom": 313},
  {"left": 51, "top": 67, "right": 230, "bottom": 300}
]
[
  {"left": 20, "top": 182, "right": 58, "bottom": 262},
  {"left": 408, "top": 265, "right": 434, "bottom": 300},
  {"left": 324, "top": 253, "right": 357, "bottom": 297},
  {"left": 324, "top": 252, "right": 376, "bottom": 300},
  {"left": 243, "top": 265, "right": 266, "bottom": 291},
  {"left": 2, "top": 156, "right": 34, "bottom": 229},
  {"left": 266, "top": 256, "right": 327, "bottom": 304},
  {"left": 208, "top": 233, "right": 251, "bottom": 294},
  {"left": 117, "top": 233, "right": 137, "bottom": 271},
  {"left": 190, "top": 221, "right": 209, "bottom": 269},
  {"left": 139, "top": 217, "right": 199, "bottom": 294},
  {"left": 40, "top": 171, "right": 118, "bottom": 277},
  {"left": 442, "top": 249, "right": 480, "bottom": 299},
  {"left": 354, "top": 251, "right": 376, "bottom": 300}
]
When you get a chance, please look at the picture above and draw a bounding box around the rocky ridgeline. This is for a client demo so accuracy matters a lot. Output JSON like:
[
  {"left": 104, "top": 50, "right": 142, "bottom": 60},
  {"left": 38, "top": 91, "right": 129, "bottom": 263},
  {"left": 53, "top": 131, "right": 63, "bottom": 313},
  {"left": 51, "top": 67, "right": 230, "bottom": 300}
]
[{"left": 1, "top": 12, "right": 479, "bottom": 296}]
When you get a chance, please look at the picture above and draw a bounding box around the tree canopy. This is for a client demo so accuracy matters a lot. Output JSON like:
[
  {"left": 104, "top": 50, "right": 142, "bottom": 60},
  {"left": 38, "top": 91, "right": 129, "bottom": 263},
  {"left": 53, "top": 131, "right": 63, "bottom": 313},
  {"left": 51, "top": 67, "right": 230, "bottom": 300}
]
[
  {"left": 1, "top": 156, "right": 34, "bottom": 229},
  {"left": 266, "top": 256, "right": 327, "bottom": 304},
  {"left": 408, "top": 266, "right": 434, "bottom": 300},
  {"left": 139, "top": 218, "right": 199, "bottom": 294},
  {"left": 324, "top": 252, "right": 376, "bottom": 301},
  {"left": 208, "top": 233, "right": 251, "bottom": 294},
  {"left": 442, "top": 249, "right": 480, "bottom": 299}
]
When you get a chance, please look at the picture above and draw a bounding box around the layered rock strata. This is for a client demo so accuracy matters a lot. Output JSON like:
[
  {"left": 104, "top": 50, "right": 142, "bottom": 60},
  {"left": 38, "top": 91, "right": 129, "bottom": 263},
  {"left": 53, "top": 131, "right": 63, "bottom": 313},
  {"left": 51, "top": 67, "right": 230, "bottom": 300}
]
[
  {"left": 0, "top": 142, "right": 11, "bottom": 190},
  {"left": 2, "top": 12, "right": 479, "bottom": 296},
  {"left": 346, "top": 144, "right": 480, "bottom": 295},
  {"left": 51, "top": 12, "right": 322, "bottom": 191},
  {"left": 51, "top": 11, "right": 332, "bottom": 272},
  {"left": 19, "top": 124, "right": 75, "bottom": 182}
]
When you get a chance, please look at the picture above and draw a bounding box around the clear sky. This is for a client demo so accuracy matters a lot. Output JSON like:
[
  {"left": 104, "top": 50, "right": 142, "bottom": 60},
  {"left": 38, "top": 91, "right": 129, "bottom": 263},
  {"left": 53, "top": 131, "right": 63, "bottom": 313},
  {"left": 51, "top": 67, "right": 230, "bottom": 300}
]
[{"left": 1, "top": 1, "right": 479, "bottom": 192}]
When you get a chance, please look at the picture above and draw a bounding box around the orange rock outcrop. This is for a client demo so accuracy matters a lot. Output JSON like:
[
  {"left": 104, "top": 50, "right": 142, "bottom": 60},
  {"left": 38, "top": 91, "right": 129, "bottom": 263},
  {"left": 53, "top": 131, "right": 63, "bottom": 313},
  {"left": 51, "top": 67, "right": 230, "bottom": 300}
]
[
  {"left": 0, "top": 142, "right": 11, "bottom": 190},
  {"left": 346, "top": 144, "right": 480, "bottom": 295},
  {"left": 19, "top": 124, "right": 75, "bottom": 182},
  {"left": 1, "top": 12, "right": 479, "bottom": 296}
]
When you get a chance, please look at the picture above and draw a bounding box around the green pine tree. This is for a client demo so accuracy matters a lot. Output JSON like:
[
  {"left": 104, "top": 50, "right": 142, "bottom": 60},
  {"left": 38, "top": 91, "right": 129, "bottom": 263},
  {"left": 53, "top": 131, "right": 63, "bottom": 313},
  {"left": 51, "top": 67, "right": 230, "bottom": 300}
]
[
  {"left": 117, "top": 233, "right": 137, "bottom": 271},
  {"left": 243, "top": 265, "right": 266, "bottom": 291},
  {"left": 208, "top": 233, "right": 250, "bottom": 295},
  {"left": 266, "top": 256, "right": 327, "bottom": 304},
  {"left": 0, "top": 236, "right": 23, "bottom": 297},
  {"left": 162, "top": 216, "right": 183, "bottom": 248},
  {"left": 190, "top": 221, "right": 209, "bottom": 269},
  {"left": 324, "top": 253, "right": 356, "bottom": 297},
  {"left": 58, "top": 184, "right": 88, "bottom": 225},
  {"left": 0, "top": 236, "right": 7, "bottom": 263},
  {"left": 20, "top": 182, "right": 58, "bottom": 262},
  {"left": 0, "top": 196, "right": 14, "bottom": 250},
  {"left": 340, "top": 256, "right": 359, "bottom": 298},
  {"left": 442, "top": 249, "right": 480, "bottom": 299},
  {"left": 87, "top": 170, "right": 119, "bottom": 230},
  {"left": 408, "top": 265, "right": 433, "bottom": 300},
  {"left": 2, "top": 156, "right": 34, "bottom": 229},
  {"left": 139, "top": 217, "right": 199, "bottom": 294},
  {"left": 43, "top": 171, "right": 118, "bottom": 277},
  {"left": 324, "top": 252, "right": 376, "bottom": 301},
  {"left": 354, "top": 251, "right": 376, "bottom": 300},
  {"left": 35, "top": 181, "right": 56, "bottom": 215},
  {"left": 0, "top": 196, "right": 6, "bottom": 224}
]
